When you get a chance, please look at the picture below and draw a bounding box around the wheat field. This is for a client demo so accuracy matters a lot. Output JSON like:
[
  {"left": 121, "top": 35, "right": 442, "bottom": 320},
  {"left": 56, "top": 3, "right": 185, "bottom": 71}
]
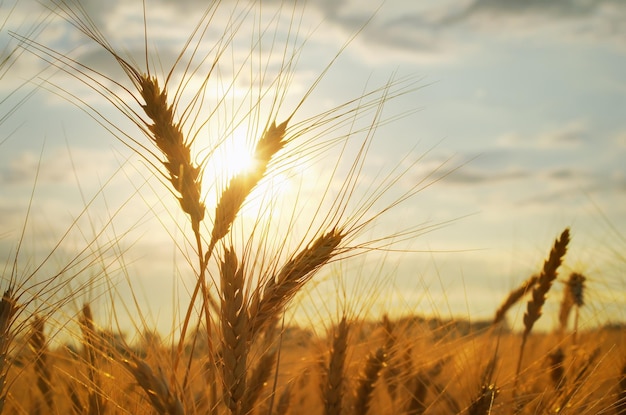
[{"left": 1, "top": 1, "right": 625, "bottom": 414}]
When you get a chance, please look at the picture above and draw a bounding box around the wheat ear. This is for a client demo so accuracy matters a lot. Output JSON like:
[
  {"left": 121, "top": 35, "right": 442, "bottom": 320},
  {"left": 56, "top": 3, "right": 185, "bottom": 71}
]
[
  {"left": 241, "top": 351, "right": 277, "bottom": 415},
  {"left": 558, "top": 272, "right": 586, "bottom": 343},
  {"left": 209, "top": 120, "right": 288, "bottom": 253},
  {"left": 220, "top": 247, "right": 248, "bottom": 415},
  {"left": 79, "top": 303, "right": 107, "bottom": 415},
  {"left": 353, "top": 347, "right": 386, "bottom": 415},
  {"left": 123, "top": 357, "right": 184, "bottom": 415},
  {"left": 515, "top": 228, "right": 570, "bottom": 387},
  {"left": 275, "top": 382, "right": 293, "bottom": 415},
  {"left": 249, "top": 228, "right": 344, "bottom": 337},
  {"left": 182, "top": 119, "right": 288, "bottom": 374},
  {"left": 322, "top": 317, "right": 349, "bottom": 415},
  {"left": 548, "top": 347, "right": 566, "bottom": 390},
  {"left": 30, "top": 315, "right": 55, "bottom": 412}
]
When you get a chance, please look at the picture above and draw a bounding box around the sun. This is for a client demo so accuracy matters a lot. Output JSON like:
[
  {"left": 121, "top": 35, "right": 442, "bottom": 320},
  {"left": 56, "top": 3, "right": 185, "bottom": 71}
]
[
  {"left": 202, "top": 125, "right": 258, "bottom": 189},
  {"left": 220, "top": 127, "right": 256, "bottom": 180}
]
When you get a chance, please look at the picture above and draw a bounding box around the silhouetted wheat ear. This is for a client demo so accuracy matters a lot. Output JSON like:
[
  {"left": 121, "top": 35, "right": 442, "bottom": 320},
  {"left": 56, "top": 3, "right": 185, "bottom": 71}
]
[
  {"left": 30, "top": 315, "right": 55, "bottom": 412},
  {"left": 515, "top": 228, "right": 570, "bottom": 390},
  {"left": 220, "top": 247, "right": 248, "bottom": 415},
  {"left": 210, "top": 119, "right": 288, "bottom": 252},
  {"left": 523, "top": 228, "right": 570, "bottom": 337},
  {"left": 493, "top": 274, "right": 539, "bottom": 325},
  {"left": 248, "top": 228, "right": 344, "bottom": 337},
  {"left": 138, "top": 75, "right": 205, "bottom": 231}
]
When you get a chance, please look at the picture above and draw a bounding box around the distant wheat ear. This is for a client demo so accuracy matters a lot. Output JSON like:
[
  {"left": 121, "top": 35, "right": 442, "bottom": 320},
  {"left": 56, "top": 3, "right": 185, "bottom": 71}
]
[
  {"left": 123, "top": 357, "right": 184, "bottom": 415},
  {"left": 275, "top": 382, "right": 293, "bottom": 415},
  {"left": 79, "top": 303, "right": 107, "bottom": 415},
  {"left": 548, "top": 347, "right": 566, "bottom": 390},
  {"left": 29, "top": 315, "right": 55, "bottom": 412},
  {"left": 322, "top": 317, "right": 349, "bottom": 415},
  {"left": 353, "top": 347, "right": 386, "bottom": 415},
  {"left": 558, "top": 272, "right": 586, "bottom": 342},
  {"left": 515, "top": 228, "right": 570, "bottom": 388},
  {"left": 241, "top": 350, "right": 277, "bottom": 415}
]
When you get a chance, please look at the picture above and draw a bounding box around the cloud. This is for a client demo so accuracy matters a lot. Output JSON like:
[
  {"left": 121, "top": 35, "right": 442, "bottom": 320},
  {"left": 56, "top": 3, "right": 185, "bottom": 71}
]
[
  {"left": 496, "top": 120, "right": 589, "bottom": 149},
  {"left": 306, "top": 0, "right": 626, "bottom": 63},
  {"left": 0, "top": 147, "right": 122, "bottom": 187}
]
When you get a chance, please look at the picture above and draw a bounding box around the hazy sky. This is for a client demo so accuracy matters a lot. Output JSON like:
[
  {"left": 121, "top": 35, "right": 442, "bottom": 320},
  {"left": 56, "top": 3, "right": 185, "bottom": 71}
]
[{"left": 1, "top": 0, "right": 625, "bottom": 337}]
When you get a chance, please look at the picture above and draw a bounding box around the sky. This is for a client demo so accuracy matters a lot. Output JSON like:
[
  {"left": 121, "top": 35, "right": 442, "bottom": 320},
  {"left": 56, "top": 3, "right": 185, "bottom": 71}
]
[{"left": 1, "top": 0, "right": 625, "bottom": 338}]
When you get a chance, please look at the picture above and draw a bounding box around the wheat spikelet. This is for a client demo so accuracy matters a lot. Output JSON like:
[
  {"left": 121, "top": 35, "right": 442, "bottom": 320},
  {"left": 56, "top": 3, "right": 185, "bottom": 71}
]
[
  {"left": 29, "top": 315, "right": 55, "bottom": 412},
  {"left": 322, "top": 317, "right": 349, "bottom": 415},
  {"left": 353, "top": 347, "right": 385, "bottom": 415},
  {"left": 249, "top": 228, "right": 344, "bottom": 337},
  {"left": 220, "top": 247, "right": 248, "bottom": 415},
  {"left": 493, "top": 274, "right": 539, "bottom": 326}
]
